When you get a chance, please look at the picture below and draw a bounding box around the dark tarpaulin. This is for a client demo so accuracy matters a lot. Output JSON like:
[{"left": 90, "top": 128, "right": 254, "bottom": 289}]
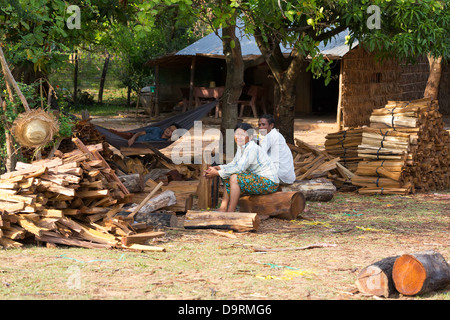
[{"left": 94, "top": 101, "right": 217, "bottom": 150}]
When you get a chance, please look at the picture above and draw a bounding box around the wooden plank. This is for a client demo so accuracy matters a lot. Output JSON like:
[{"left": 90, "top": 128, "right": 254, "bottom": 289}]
[{"left": 121, "top": 231, "right": 165, "bottom": 246}]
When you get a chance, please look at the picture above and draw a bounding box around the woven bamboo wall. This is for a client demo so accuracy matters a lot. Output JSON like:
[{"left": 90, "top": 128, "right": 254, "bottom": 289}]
[
  {"left": 398, "top": 56, "right": 429, "bottom": 102},
  {"left": 341, "top": 46, "right": 403, "bottom": 127}
]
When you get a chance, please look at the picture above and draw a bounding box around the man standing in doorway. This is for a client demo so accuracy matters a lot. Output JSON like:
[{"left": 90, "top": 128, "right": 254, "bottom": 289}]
[{"left": 258, "top": 114, "right": 296, "bottom": 185}]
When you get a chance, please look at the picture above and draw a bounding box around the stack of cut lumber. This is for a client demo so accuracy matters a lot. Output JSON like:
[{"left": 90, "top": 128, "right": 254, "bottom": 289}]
[
  {"left": 351, "top": 98, "right": 450, "bottom": 195},
  {"left": 324, "top": 128, "right": 364, "bottom": 173},
  {"left": 288, "top": 138, "right": 354, "bottom": 186},
  {"left": 0, "top": 138, "right": 165, "bottom": 251}
]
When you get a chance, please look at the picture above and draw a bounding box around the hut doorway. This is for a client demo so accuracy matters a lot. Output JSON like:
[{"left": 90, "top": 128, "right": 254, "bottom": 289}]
[{"left": 311, "top": 60, "right": 340, "bottom": 114}]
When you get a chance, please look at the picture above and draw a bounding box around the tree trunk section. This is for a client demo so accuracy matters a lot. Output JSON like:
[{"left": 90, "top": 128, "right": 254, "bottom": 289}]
[
  {"left": 423, "top": 55, "right": 442, "bottom": 100},
  {"left": 356, "top": 255, "right": 400, "bottom": 297},
  {"left": 184, "top": 210, "right": 260, "bottom": 232},
  {"left": 98, "top": 52, "right": 110, "bottom": 103},
  {"left": 392, "top": 250, "right": 450, "bottom": 296},
  {"left": 238, "top": 191, "right": 305, "bottom": 220},
  {"left": 220, "top": 13, "right": 244, "bottom": 159},
  {"left": 281, "top": 178, "right": 336, "bottom": 201}
]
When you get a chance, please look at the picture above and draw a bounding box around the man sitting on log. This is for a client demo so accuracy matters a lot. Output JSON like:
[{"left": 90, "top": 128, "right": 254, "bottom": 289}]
[
  {"left": 204, "top": 123, "right": 279, "bottom": 212},
  {"left": 108, "top": 123, "right": 181, "bottom": 146},
  {"left": 258, "top": 114, "right": 296, "bottom": 185}
]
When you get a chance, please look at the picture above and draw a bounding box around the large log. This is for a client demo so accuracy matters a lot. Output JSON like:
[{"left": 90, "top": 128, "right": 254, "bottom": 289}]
[
  {"left": 281, "top": 179, "right": 336, "bottom": 201},
  {"left": 355, "top": 255, "right": 400, "bottom": 297},
  {"left": 392, "top": 250, "right": 450, "bottom": 296},
  {"left": 184, "top": 210, "right": 260, "bottom": 232},
  {"left": 238, "top": 191, "right": 305, "bottom": 220}
]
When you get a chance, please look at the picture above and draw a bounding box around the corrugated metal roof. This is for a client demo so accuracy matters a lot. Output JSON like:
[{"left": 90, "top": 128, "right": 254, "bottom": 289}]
[{"left": 176, "top": 27, "right": 358, "bottom": 59}]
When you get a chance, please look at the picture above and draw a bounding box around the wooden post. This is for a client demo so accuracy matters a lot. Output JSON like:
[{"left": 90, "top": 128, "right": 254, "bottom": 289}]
[
  {"left": 336, "top": 60, "right": 343, "bottom": 131},
  {"left": 189, "top": 56, "right": 196, "bottom": 109},
  {"left": 154, "top": 64, "right": 159, "bottom": 116},
  {"left": 196, "top": 154, "right": 212, "bottom": 210},
  {"left": 0, "top": 45, "right": 31, "bottom": 112}
]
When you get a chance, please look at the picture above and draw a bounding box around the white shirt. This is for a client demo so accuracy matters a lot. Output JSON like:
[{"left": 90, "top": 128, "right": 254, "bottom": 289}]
[
  {"left": 259, "top": 129, "right": 296, "bottom": 184},
  {"left": 218, "top": 140, "right": 279, "bottom": 184}
]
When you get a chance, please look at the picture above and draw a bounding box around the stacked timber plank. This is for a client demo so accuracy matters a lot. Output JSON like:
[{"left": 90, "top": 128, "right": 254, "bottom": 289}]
[
  {"left": 324, "top": 128, "right": 364, "bottom": 173},
  {"left": 0, "top": 138, "right": 165, "bottom": 251},
  {"left": 351, "top": 98, "right": 450, "bottom": 195}
]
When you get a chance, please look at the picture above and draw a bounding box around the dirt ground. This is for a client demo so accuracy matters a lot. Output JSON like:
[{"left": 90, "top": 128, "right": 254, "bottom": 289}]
[{"left": 0, "top": 112, "right": 449, "bottom": 302}]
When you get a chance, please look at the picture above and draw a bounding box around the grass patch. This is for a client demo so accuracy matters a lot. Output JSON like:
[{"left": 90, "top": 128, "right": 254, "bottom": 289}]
[{"left": 0, "top": 192, "right": 449, "bottom": 300}]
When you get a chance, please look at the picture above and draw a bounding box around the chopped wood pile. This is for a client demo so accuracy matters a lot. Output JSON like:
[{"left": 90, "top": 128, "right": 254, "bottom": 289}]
[
  {"left": 351, "top": 98, "right": 450, "bottom": 195},
  {"left": 288, "top": 138, "right": 354, "bottom": 187},
  {"left": 0, "top": 138, "right": 165, "bottom": 251}
]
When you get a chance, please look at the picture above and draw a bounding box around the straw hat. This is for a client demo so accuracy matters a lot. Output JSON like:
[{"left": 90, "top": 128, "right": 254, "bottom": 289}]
[{"left": 12, "top": 108, "right": 59, "bottom": 148}]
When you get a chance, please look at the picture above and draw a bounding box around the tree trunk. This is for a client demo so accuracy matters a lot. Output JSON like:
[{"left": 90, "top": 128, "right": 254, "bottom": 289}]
[
  {"left": 73, "top": 50, "right": 79, "bottom": 103},
  {"left": 220, "top": 12, "right": 244, "bottom": 162},
  {"left": 127, "top": 85, "right": 132, "bottom": 107},
  {"left": 356, "top": 255, "right": 400, "bottom": 297},
  {"left": 98, "top": 51, "right": 110, "bottom": 103},
  {"left": 253, "top": 32, "right": 303, "bottom": 144},
  {"left": 423, "top": 55, "right": 442, "bottom": 100},
  {"left": 392, "top": 250, "right": 450, "bottom": 296}
]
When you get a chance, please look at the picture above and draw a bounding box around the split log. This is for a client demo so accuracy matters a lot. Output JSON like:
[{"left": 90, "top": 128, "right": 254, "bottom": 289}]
[
  {"left": 238, "top": 191, "right": 305, "bottom": 220},
  {"left": 133, "top": 190, "right": 176, "bottom": 216},
  {"left": 121, "top": 231, "right": 165, "bottom": 246},
  {"left": 392, "top": 250, "right": 450, "bottom": 296},
  {"left": 281, "top": 179, "right": 336, "bottom": 201},
  {"left": 355, "top": 255, "right": 400, "bottom": 297},
  {"left": 126, "top": 182, "right": 163, "bottom": 220},
  {"left": 184, "top": 210, "right": 260, "bottom": 232},
  {"left": 118, "top": 173, "right": 144, "bottom": 193}
]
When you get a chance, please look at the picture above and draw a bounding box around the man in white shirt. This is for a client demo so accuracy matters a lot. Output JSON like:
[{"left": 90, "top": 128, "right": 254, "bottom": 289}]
[{"left": 258, "top": 114, "right": 296, "bottom": 185}]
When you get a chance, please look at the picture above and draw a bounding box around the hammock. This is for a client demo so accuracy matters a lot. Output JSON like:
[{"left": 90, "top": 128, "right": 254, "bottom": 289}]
[{"left": 94, "top": 101, "right": 217, "bottom": 150}]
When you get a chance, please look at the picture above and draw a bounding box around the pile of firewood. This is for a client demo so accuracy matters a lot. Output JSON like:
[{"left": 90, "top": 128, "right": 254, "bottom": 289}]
[
  {"left": 351, "top": 98, "right": 450, "bottom": 195},
  {"left": 0, "top": 138, "right": 165, "bottom": 251},
  {"left": 288, "top": 138, "right": 354, "bottom": 187}
]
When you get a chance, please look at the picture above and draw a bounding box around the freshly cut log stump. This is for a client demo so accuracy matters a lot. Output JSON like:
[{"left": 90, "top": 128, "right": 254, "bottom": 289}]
[
  {"left": 355, "top": 255, "right": 399, "bottom": 297},
  {"left": 281, "top": 179, "right": 336, "bottom": 201},
  {"left": 184, "top": 210, "right": 260, "bottom": 232},
  {"left": 238, "top": 191, "right": 305, "bottom": 220},
  {"left": 392, "top": 250, "right": 450, "bottom": 296}
]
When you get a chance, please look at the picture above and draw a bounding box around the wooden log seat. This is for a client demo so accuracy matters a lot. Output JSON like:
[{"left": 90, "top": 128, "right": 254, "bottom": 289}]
[{"left": 238, "top": 191, "right": 305, "bottom": 220}]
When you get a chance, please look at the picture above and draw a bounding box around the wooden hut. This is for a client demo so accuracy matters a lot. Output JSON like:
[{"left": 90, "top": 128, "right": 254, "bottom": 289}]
[{"left": 145, "top": 29, "right": 449, "bottom": 126}]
